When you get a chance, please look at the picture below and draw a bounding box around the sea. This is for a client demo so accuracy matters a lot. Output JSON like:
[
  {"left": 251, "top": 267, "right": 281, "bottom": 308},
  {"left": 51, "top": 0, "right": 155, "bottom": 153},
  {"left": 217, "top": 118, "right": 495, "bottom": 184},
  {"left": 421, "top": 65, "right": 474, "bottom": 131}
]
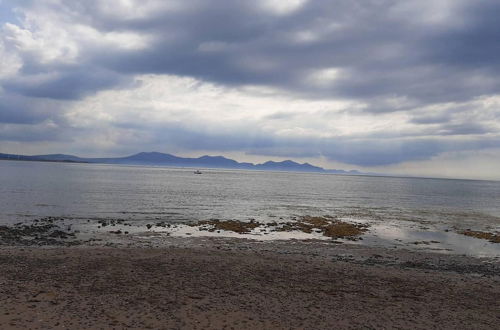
[{"left": 1, "top": 160, "right": 499, "bottom": 256}]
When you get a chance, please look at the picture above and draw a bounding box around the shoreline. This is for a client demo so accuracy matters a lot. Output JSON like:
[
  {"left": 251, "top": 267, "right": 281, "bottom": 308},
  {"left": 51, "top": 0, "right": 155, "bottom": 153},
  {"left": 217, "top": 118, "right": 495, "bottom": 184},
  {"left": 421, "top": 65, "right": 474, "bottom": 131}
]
[
  {"left": 1, "top": 237, "right": 499, "bottom": 329},
  {"left": 2, "top": 214, "right": 499, "bottom": 257}
]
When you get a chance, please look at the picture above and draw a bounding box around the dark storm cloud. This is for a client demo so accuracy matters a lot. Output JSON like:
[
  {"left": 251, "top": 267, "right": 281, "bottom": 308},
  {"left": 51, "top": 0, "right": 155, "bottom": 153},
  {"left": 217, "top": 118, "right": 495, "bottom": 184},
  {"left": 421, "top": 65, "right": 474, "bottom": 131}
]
[
  {"left": 88, "top": 0, "right": 500, "bottom": 107},
  {"left": 0, "top": 93, "right": 62, "bottom": 124},
  {"left": 427, "top": 1, "right": 500, "bottom": 70},
  {"left": 5, "top": 0, "right": 500, "bottom": 105},
  {"left": 0, "top": 99, "right": 41, "bottom": 124},
  {"left": 94, "top": 0, "right": 402, "bottom": 92},
  {"left": 3, "top": 67, "right": 131, "bottom": 100}
]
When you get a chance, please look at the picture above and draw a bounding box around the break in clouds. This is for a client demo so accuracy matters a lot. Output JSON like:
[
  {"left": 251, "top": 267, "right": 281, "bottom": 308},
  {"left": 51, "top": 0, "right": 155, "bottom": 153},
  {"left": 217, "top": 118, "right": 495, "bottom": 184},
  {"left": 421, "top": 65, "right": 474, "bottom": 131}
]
[{"left": 1, "top": 0, "right": 500, "bottom": 178}]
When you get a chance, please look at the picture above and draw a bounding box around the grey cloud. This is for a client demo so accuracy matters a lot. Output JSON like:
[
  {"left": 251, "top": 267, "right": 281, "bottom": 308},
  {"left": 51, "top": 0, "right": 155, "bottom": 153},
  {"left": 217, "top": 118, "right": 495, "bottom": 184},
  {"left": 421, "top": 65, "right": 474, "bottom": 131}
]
[
  {"left": 0, "top": 93, "right": 63, "bottom": 124},
  {"left": 4, "top": 67, "right": 132, "bottom": 100},
  {"left": 111, "top": 120, "right": 500, "bottom": 167},
  {"left": 408, "top": 104, "right": 497, "bottom": 136},
  {"left": 5, "top": 1, "right": 500, "bottom": 106},
  {"left": 427, "top": 1, "right": 500, "bottom": 70},
  {"left": 113, "top": 120, "right": 277, "bottom": 152},
  {"left": 262, "top": 136, "right": 500, "bottom": 167},
  {"left": 264, "top": 112, "right": 298, "bottom": 120},
  {"left": 105, "top": 1, "right": 500, "bottom": 105},
  {"left": 410, "top": 113, "right": 453, "bottom": 125},
  {"left": 437, "top": 122, "right": 493, "bottom": 136},
  {"left": 0, "top": 102, "right": 43, "bottom": 124},
  {"left": 0, "top": 122, "right": 64, "bottom": 142}
]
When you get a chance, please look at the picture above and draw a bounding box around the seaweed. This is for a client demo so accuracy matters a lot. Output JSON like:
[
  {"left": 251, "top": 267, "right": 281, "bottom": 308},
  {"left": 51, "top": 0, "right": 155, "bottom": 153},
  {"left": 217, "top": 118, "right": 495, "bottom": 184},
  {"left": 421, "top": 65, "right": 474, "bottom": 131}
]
[
  {"left": 191, "top": 219, "right": 260, "bottom": 234},
  {"left": 271, "top": 215, "right": 368, "bottom": 239},
  {"left": 459, "top": 230, "right": 500, "bottom": 243},
  {"left": 188, "top": 215, "right": 369, "bottom": 239}
]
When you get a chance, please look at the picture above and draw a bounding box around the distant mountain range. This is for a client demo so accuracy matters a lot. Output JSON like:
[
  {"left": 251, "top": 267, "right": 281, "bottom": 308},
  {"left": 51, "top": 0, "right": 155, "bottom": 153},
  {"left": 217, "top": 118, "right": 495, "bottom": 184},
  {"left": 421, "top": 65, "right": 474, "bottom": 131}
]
[{"left": 0, "top": 151, "right": 364, "bottom": 175}]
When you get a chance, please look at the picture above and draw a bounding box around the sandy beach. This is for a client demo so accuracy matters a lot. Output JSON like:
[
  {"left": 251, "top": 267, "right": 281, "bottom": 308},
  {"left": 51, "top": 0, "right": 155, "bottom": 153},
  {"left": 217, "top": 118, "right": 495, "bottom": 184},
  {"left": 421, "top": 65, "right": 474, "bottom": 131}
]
[{"left": 1, "top": 236, "right": 499, "bottom": 329}]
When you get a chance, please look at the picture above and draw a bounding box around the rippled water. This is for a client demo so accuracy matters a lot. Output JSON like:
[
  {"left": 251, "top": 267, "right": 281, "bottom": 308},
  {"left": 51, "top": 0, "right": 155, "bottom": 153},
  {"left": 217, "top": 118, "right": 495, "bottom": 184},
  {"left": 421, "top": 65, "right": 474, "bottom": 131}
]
[
  {"left": 1, "top": 160, "right": 500, "bottom": 256},
  {"left": 2, "top": 160, "right": 500, "bottom": 223}
]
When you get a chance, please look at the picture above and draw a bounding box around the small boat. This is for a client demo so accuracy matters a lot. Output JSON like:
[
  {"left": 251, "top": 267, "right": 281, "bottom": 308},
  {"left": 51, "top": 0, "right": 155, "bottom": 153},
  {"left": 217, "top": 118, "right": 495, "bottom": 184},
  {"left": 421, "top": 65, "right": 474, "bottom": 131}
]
[{"left": 194, "top": 170, "right": 202, "bottom": 174}]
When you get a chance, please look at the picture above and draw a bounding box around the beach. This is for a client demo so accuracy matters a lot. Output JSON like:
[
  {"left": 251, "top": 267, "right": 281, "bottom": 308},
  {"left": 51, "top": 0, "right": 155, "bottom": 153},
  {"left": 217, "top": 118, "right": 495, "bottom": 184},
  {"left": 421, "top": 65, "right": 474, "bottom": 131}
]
[
  {"left": 1, "top": 236, "right": 499, "bottom": 329},
  {"left": 1, "top": 163, "right": 499, "bottom": 329}
]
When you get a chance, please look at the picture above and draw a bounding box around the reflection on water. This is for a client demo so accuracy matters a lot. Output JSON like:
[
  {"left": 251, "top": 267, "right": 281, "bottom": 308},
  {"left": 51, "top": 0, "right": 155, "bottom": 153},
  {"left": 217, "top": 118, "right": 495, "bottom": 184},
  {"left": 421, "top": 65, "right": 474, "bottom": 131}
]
[
  {"left": 359, "top": 223, "right": 500, "bottom": 257},
  {"left": 1, "top": 160, "right": 499, "bottom": 256}
]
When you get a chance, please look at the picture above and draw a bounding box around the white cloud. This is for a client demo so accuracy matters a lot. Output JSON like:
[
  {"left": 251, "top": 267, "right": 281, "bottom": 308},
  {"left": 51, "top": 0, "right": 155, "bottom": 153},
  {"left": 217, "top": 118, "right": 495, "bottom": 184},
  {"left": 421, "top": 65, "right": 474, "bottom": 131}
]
[
  {"left": 306, "top": 67, "right": 342, "bottom": 87},
  {"left": 0, "top": 38, "right": 22, "bottom": 79},
  {"left": 3, "top": 22, "right": 78, "bottom": 64},
  {"left": 66, "top": 74, "right": 355, "bottom": 134},
  {"left": 2, "top": 4, "right": 149, "bottom": 68},
  {"left": 258, "top": 0, "right": 308, "bottom": 15},
  {"left": 94, "top": 0, "right": 181, "bottom": 20}
]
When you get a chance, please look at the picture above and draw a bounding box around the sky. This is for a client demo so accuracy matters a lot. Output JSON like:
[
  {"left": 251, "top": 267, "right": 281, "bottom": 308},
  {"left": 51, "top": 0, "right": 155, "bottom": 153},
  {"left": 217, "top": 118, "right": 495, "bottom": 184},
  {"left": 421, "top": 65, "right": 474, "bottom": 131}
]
[{"left": 1, "top": 0, "right": 500, "bottom": 180}]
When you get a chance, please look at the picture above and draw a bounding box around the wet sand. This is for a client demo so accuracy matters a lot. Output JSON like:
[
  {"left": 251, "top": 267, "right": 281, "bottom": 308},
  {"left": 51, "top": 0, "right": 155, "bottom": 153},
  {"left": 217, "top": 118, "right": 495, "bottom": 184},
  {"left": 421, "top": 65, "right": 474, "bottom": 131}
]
[{"left": 1, "top": 237, "right": 499, "bottom": 329}]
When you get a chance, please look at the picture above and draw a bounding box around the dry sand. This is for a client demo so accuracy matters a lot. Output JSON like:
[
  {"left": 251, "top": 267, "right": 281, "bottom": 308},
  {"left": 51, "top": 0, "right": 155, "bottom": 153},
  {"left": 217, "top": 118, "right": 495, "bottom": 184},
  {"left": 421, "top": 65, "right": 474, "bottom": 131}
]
[{"left": 0, "top": 237, "right": 499, "bottom": 329}]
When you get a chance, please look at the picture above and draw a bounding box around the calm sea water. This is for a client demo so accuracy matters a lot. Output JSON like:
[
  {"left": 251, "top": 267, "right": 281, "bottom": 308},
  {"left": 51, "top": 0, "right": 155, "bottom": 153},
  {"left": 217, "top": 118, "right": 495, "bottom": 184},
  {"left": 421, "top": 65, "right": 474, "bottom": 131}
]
[{"left": 1, "top": 160, "right": 500, "bottom": 228}]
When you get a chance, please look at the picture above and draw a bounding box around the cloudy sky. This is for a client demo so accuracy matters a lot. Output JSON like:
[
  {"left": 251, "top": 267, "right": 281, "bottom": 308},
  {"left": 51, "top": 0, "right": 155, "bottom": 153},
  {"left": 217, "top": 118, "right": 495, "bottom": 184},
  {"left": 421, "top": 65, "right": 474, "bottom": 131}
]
[{"left": 1, "top": 0, "right": 500, "bottom": 179}]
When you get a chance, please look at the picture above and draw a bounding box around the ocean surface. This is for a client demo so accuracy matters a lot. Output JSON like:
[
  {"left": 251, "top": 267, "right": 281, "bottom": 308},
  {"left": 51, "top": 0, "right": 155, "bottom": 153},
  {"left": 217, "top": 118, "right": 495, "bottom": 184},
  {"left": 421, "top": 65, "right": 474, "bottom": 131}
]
[{"left": 1, "top": 160, "right": 500, "bottom": 256}]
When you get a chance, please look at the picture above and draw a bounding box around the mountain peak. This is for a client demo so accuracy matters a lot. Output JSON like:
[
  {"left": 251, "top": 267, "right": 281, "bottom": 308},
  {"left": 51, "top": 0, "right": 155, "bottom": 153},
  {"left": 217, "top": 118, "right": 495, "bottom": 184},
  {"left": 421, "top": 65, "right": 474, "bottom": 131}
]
[{"left": 0, "top": 151, "right": 363, "bottom": 175}]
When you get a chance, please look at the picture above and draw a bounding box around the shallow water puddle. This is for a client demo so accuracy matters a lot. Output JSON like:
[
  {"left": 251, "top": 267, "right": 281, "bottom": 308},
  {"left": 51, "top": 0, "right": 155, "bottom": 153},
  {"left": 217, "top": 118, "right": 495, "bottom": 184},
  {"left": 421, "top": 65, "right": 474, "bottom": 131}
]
[{"left": 359, "top": 223, "right": 500, "bottom": 257}]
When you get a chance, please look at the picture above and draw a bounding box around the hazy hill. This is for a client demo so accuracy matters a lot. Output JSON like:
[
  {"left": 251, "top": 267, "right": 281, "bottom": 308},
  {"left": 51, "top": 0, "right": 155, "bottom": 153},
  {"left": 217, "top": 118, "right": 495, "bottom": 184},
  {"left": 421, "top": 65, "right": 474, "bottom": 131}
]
[{"left": 0, "top": 151, "right": 361, "bottom": 174}]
